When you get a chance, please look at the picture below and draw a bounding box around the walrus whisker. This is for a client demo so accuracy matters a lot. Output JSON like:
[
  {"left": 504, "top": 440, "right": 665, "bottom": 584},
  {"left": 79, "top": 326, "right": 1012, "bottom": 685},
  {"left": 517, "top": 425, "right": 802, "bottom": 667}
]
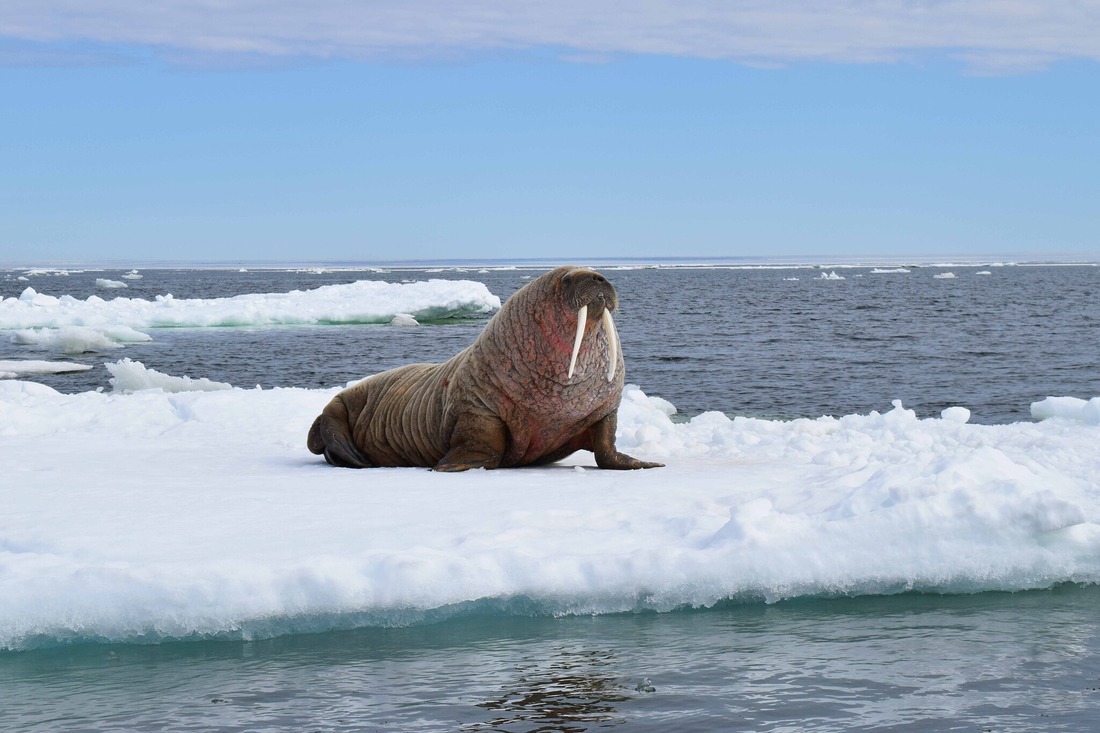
[
  {"left": 567, "top": 304, "right": 587, "bottom": 379},
  {"left": 602, "top": 308, "right": 618, "bottom": 382}
]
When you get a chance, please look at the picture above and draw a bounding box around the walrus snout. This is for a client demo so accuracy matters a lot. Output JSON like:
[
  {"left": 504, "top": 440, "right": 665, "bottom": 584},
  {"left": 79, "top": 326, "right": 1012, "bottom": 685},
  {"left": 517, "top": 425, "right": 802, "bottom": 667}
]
[
  {"left": 563, "top": 268, "right": 621, "bottom": 382},
  {"left": 561, "top": 269, "right": 618, "bottom": 315}
]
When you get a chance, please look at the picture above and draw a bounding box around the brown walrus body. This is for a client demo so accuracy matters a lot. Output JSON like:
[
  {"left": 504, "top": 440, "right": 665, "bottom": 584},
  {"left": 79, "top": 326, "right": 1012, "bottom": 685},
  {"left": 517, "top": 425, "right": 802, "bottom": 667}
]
[{"left": 306, "top": 266, "right": 662, "bottom": 471}]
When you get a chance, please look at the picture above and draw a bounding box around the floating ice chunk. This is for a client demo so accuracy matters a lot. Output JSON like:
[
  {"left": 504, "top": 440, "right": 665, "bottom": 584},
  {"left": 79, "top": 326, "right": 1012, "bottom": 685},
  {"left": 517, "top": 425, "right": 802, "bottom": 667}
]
[
  {"left": 121, "top": 270, "right": 143, "bottom": 280},
  {"left": 18, "top": 286, "right": 46, "bottom": 303},
  {"left": 819, "top": 271, "right": 845, "bottom": 280},
  {"left": 941, "top": 406, "right": 971, "bottom": 423},
  {"left": 0, "top": 360, "right": 92, "bottom": 378},
  {"left": 1031, "top": 396, "right": 1100, "bottom": 425},
  {"left": 976, "top": 271, "right": 993, "bottom": 275},
  {"left": 96, "top": 278, "right": 128, "bottom": 289},
  {"left": 11, "top": 325, "right": 152, "bottom": 354},
  {"left": 933, "top": 272, "right": 957, "bottom": 279},
  {"left": 389, "top": 313, "right": 419, "bottom": 327},
  {"left": 871, "top": 268, "right": 911, "bottom": 274},
  {"left": 0, "top": 279, "right": 500, "bottom": 332},
  {"left": 106, "top": 358, "right": 234, "bottom": 393}
]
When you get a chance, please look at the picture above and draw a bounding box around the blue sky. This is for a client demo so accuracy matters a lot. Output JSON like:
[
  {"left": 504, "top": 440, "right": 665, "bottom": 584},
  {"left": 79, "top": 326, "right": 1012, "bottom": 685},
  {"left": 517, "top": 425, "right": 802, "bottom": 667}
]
[{"left": 2, "top": 2, "right": 1099, "bottom": 264}]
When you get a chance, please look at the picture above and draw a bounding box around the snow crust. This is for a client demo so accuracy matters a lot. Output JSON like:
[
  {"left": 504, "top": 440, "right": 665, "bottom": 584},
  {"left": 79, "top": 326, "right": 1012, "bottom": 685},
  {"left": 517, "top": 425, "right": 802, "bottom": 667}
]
[
  {"left": 2, "top": 361, "right": 1098, "bottom": 650},
  {"left": 1, "top": 280, "right": 501, "bottom": 353}
]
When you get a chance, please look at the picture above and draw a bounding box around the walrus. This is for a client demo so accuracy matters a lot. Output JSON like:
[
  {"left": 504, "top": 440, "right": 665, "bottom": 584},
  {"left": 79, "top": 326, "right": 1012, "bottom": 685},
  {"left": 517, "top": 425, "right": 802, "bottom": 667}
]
[{"left": 307, "top": 265, "right": 663, "bottom": 471}]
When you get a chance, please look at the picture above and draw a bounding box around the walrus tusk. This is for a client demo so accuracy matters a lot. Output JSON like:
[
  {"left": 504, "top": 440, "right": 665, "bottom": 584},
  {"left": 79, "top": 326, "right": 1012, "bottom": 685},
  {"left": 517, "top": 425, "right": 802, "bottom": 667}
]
[
  {"left": 602, "top": 308, "right": 618, "bottom": 382},
  {"left": 567, "top": 305, "right": 587, "bottom": 379}
]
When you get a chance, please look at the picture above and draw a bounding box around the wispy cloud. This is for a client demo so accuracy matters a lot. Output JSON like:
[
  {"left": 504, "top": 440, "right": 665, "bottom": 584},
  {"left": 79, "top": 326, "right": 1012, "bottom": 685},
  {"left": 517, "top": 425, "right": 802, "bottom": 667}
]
[{"left": 2, "top": 1, "right": 1099, "bottom": 72}]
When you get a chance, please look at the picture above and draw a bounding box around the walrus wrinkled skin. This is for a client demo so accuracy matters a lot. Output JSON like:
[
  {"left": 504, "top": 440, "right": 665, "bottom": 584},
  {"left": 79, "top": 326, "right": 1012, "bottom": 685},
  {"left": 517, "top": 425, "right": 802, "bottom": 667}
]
[{"left": 307, "top": 265, "right": 663, "bottom": 471}]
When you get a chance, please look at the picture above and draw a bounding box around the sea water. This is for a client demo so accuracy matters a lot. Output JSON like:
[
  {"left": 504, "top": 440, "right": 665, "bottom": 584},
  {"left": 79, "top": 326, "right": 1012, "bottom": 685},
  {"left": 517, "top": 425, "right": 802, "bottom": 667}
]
[
  {"left": 3, "top": 261, "right": 1100, "bottom": 731},
  {"left": 3, "top": 588, "right": 1100, "bottom": 731},
  {"left": 5, "top": 262, "right": 1099, "bottom": 423}
]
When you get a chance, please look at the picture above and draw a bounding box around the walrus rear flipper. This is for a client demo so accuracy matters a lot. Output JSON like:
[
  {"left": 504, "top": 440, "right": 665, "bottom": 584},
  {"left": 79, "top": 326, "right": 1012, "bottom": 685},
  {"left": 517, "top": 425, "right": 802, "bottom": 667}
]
[{"left": 307, "top": 414, "right": 373, "bottom": 469}]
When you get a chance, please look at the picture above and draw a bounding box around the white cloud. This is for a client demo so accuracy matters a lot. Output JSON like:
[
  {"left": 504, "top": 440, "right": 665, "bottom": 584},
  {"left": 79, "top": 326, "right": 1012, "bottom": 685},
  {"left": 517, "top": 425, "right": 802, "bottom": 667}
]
[{"left": 2, "top": 0, "right": 1099, "bottom": 72}]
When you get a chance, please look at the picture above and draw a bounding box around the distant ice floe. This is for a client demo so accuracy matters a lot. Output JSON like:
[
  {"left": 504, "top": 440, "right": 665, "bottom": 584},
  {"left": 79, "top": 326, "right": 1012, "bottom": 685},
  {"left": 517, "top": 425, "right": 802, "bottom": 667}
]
[
  {"left": 121, "top": 270, "right": 143, "bottom": 280},
  {"left": 10, "top": 325, "right": 153, "bottom": 354},
  {"left": 21, "top": 269, "right": 77, "bottom": 277},
  {"left": 819, "top": 271, "right": 845, "bottom": 280},
  {"left": 871, "top": 268, "right": 911, "bottom": 274},
  {"left": 0, "top": 359, "right": 91, "bottom": 379},
  {"left": 1, "top": 279, "right": 501, "bottom": 354},
  {"left": 2, "top": 364, "right": 1099, "bottom": 650},
  {"left": 933, "top": 272, "right": 957, "bottom": 279},
  {"left": 95, "top": 278, "right": 128, "bottom": 289}
]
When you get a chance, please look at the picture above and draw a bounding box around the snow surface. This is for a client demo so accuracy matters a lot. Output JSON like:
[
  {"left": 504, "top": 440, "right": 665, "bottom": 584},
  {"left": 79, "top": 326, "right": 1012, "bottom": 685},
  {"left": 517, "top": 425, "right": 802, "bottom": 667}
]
[
  {"left": 2, "top": 360, "right": 1099, "bottom": 651},
  {"left": 1, "top": 280, "right": 500, "bottom": 353}
]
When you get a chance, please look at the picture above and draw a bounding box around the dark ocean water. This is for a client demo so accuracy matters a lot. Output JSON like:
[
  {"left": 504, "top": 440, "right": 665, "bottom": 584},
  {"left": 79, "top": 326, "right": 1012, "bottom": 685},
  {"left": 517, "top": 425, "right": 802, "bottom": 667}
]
[
  {"left": 3, "top": 262, "right": 1100, "bottom": 731},
  {"left": 4, "top": 587, "right": 1100, "bottom": 732},
  {"left": 5, "top": 262, "right": 1099, "bottom": 423}
]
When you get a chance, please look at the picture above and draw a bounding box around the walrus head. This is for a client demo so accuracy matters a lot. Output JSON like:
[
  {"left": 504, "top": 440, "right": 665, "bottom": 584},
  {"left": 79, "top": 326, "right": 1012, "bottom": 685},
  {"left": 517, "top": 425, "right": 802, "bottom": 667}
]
[{"left": 559, "top": 268, "right": 620, "bottom": 383}]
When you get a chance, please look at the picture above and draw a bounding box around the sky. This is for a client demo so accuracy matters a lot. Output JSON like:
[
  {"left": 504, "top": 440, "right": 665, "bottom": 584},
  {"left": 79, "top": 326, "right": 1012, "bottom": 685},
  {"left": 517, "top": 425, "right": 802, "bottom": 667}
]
[{"left": 2, "top": 1, "right": 1099, "bottom": 265}]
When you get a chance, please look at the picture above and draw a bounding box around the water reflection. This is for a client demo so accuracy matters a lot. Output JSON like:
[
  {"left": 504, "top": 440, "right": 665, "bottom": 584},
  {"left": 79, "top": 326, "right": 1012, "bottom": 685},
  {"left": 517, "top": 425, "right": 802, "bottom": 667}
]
[{"left": 471, "top": 648, "right": 632, "bottom": 732}]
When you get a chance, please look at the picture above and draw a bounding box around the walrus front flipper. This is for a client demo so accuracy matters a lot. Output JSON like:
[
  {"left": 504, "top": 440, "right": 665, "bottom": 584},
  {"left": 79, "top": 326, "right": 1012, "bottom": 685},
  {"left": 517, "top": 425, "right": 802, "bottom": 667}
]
[
  {"left": 590, "top": 412, "right": 664, "bottom": 470},
  {"left": 434, "top": 412, "right": 507, "bottom": 472},
  {"left": 307, "top": 414, "right": 374, "bottom": 469}
]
